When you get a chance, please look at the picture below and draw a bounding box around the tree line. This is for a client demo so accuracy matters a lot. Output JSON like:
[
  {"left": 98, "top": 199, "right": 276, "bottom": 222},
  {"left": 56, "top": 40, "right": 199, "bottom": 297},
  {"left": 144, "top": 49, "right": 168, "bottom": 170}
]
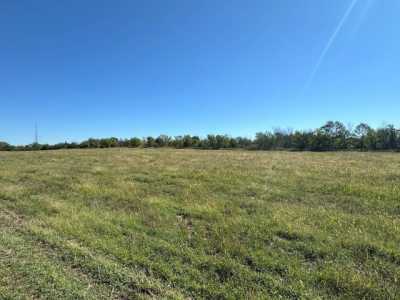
[{"left": 0, "top": 121, "right": 399, "bottom": 152}]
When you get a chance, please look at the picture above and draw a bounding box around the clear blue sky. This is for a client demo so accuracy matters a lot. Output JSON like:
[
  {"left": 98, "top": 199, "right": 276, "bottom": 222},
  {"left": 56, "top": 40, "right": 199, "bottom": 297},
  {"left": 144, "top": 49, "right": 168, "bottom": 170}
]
[{"left": 1, "top": 0, "right": 399, "bottom": 145}]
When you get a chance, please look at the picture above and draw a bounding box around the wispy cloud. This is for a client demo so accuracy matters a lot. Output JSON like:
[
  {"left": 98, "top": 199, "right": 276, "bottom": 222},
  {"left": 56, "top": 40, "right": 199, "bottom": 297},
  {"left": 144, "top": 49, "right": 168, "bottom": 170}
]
[
  {"left": 304, "top": 0, "right": 359, "bottom": 92},
  {"left": 352, "top": 0, "right": 375, "bottom": 35}
]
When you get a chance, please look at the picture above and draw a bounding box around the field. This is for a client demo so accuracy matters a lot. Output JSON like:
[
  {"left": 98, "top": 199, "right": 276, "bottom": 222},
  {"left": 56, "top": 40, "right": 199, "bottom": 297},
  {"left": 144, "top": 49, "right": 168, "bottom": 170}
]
[{"left": 0, "top": 149, "right": 399, "bottom": 299}]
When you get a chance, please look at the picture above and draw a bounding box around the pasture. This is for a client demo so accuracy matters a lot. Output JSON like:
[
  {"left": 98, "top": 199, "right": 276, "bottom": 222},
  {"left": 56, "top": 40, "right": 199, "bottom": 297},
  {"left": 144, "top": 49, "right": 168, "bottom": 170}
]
[{"left": 0, "top": 149, "right": 399, "bottom": 299}]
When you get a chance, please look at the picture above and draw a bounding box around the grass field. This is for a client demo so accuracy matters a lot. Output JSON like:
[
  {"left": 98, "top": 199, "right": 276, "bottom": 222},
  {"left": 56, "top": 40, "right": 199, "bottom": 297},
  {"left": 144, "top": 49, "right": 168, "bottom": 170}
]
[{"left": 0, "top": 149, "right": 399, "bottom": 299}]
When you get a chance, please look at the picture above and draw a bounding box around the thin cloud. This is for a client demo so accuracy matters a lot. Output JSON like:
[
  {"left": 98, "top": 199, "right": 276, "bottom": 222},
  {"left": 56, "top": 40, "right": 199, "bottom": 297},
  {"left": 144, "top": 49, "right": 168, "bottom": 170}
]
[
  {"left": 352, "top": 0, "right": 375, "bottom": 35},
  {"left": 304, "top": 0, "right": 359, "bottom": 92}
]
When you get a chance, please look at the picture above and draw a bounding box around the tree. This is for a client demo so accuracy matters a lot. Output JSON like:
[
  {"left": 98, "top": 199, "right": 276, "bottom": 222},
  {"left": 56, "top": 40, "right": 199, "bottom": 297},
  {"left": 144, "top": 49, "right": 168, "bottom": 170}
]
[
  {"left": 355, "top": 123, "right": 372, "bottom": 150},
  {"left": 255, "top": 132, "right": 274, "bottom": 150},
  {"left": 375, "top": 125, "right": 397, "bottom": 150},
  {"left": 292, "top": 131, "right": 310, "bottom": 150},
  {"left": 172, "top": 136, "right": 184, "bottom": 148},
  {"left": 236, "top": 137, "right": 253, "bottom": 149},
  {"left": 0, "top": 121, "right": 398, "bottom": 152},
  {"left": 155, "top": 135, "right": 170, "bottom": 147},
  {"left": 318, "top": 121, "right": 349, "bottom": 150},
  {"left": 0, "top": 142, "right": 12, "bottom": 151},
  {"left": 309, "top": 130, "right": 331, "bottom": 151},
  {"left": 128, "top": 137, "right": 142, "bottom": 148},
  {"left": 206, "top": 135, "right": 217, "bottom": 149},
  {"left": 215, "top": 135, "right": 231, "bottom": 149},
  {"left": 191, "top": 136, "right": 201, "bottom": 148},
  {"left": 145, "top": 137, "right": 156, "bottom": 148},
  {"left": 183, "top": 135, "right": 193, "bottom": 148}
]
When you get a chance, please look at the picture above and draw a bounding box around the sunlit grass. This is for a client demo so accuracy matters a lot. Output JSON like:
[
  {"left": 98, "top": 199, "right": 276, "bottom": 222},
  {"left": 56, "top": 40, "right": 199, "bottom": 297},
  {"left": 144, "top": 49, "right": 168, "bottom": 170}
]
[{"left": 0, "top": 149, "right": 399, "bottom": 299}]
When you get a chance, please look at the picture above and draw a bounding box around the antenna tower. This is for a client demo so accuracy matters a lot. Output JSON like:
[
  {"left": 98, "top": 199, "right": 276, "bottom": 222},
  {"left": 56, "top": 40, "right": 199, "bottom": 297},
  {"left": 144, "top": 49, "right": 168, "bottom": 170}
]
[{"left": 35, "top": 123, "right": 38, "bottom": 144}]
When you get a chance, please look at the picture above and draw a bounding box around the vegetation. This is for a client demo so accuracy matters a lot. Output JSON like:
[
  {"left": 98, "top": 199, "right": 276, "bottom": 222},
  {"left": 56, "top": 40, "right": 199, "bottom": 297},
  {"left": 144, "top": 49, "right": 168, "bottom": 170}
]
[
  {"left": 0, "top": 149, "right": 399, "bottom": 299},
  {"left": 1, "top": 121, "right": 400, "bottom": 152}
]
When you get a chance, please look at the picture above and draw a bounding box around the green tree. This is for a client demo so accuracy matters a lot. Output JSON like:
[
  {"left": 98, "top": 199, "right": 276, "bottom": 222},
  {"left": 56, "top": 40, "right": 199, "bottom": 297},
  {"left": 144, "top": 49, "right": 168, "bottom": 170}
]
[{"left": 128, "top": 137, "right": 142, "bottom": 148}]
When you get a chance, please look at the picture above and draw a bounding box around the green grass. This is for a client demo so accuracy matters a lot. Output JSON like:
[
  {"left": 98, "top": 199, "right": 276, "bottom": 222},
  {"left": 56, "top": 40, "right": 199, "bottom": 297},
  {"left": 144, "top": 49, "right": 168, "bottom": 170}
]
[{"left": 0, "top": 149, "right": 399, "bottom": 299}]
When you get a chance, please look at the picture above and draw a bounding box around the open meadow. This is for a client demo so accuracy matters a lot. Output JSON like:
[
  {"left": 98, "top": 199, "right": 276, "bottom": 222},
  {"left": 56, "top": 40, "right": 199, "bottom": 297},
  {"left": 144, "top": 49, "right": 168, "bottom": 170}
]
[{"left": 0, "top": 148, "right": 399, "bottom": 299}]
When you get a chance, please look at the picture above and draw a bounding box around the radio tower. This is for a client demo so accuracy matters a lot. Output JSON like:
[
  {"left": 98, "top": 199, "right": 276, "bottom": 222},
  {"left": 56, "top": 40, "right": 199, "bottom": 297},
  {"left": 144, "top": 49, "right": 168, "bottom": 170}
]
[{"left": 34, "top": 122, "right": 38, "bottom": 144}]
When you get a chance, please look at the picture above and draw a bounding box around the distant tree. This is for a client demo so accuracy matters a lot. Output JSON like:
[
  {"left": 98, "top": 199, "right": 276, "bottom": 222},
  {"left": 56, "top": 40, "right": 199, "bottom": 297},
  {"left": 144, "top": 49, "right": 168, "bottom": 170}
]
[
  {"left": 171, "top": 136, "right": 184, "bottom": 148},
  {"left": 318, "top": 121, "right": 349, "bottom": 150},
  {"left": 110, "top": 137, "right": 119, "bottom": 147},
  {"left": 387, "top": 125, "right": 398, "bottom": 150},
  {"left": 229, "top": 137, "right": 238, "bottom": 148},
  {"left": 191, "top": 136, "right": 201, "bottom": 148},
  {"left": 236, "top": 137, "right": 253, "bottom": 149},
  {"left": 182, "top": 135, "right": 193, "bottom": 148},
  {"left": 354, "top": 123, "right": 372, "bottom": 150},
  {"left": 206, "top": 135, "right": 217, "bottom": 149},
  {"left": 128, "top": 137, "right": 142, "bottom": 148},
  {"left": 255, "top": 132, "right": 274, "bottom": 150},
  {"left": 117, "top": 139, "right": 128, "bottom": 147},
  {"left": 98, "top": 138, "right": 116, "bottom": 148},
  {"left": 215, "top": 135, "right": 230, "bottom": 149},
  {"left": 155, "top": 135, "right": 170, "bottom": 147},
  {"left": 66, "top": 142, "right": 79, "bottom": 149},
  {"left": 374, "top": 125, "right": 397, "bottom": 150},
  {"left": 292, "top": 131, "right": 310, "bottom": 150},
  {"left": 0, "top": 121, "right": 398, "bottom": 152},
  {"left": 145, "top": 137, "right": 156, "bottom": 148},
  {"left": 87, "top": 138, "right": 100, "bottom": 148},
  {"left": 79, "top": 140, "right": 89, "bottom": 148},
  {"left": 0, "top": 142, "right": 12, "bottom": 151}
]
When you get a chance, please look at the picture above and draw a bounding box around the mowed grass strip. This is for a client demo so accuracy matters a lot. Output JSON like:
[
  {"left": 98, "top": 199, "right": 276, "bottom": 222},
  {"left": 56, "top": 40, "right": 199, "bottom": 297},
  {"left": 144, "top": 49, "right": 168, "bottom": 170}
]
[{"left": 0, "top": 149, "right": 399, "bottom": 299}]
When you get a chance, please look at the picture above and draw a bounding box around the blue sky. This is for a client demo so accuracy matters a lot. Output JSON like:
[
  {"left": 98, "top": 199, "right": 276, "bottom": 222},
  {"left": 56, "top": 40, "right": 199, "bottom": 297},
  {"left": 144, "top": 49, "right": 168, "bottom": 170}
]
[{"left": 1, "top": 0, "right": 399, "bottom": 144}]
